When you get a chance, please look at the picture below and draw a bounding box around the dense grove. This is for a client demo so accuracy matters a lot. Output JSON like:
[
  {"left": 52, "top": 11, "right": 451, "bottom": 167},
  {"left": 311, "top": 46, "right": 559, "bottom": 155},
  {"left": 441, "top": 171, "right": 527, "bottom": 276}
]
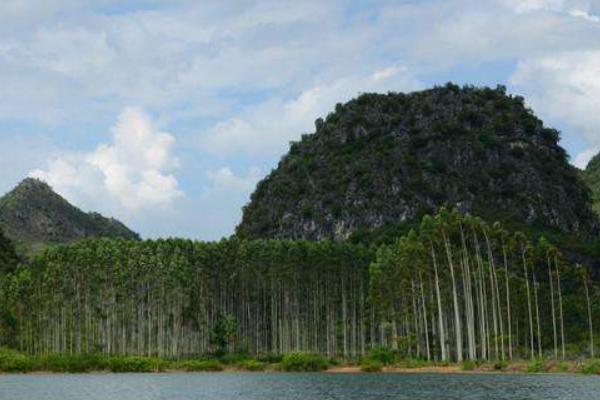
[
  {"left": 0, "top": 210, "right": 598, "bottom": 362},
  {"left": 1, "top": 239, "right": 373, "bottom": 359}
]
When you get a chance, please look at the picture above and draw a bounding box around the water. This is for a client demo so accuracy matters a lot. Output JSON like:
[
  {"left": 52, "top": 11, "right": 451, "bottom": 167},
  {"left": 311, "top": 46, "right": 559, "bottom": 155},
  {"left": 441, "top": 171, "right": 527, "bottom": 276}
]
[{"left": 1, "top": 373, "right": 599, "bottom": 400}]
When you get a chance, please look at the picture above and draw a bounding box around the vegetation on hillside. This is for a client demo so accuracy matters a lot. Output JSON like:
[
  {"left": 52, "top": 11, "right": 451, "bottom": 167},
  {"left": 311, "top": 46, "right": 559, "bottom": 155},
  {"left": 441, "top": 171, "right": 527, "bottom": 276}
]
[
  {"left": 0, "top": 178, "right": 139, "bottom": 256},
  {"left": 238, "top": 84, "right": 597, "bottom": 241},
  {"left": 582, "top": 152, "right": 600, "bottom": 217},
  {"left": 0, "top": 228, "right": 18, "bottom": 275}
]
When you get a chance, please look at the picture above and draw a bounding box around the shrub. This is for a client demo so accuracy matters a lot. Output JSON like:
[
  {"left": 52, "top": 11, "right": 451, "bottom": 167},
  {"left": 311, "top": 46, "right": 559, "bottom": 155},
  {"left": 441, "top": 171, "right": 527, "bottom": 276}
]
[
  {"left": 580, "top": 360, "right": 600, "bottom": 375},
  {"left": 396, "top": 358, "right": 430, "bottom": 369},
  {"left": 360, "top": 359, "right": 383, "bottom": 372},
  {"left": 238, "top": 359, "right": 266, "bottom": 371},
  {"left": 462, "top": 360, "right": 476, "bottom": 371},
  {"left": 493, "top": 360, "right": 509, "bottom": 371},
  {"left": 181, "top": 359, "right": 224, "bottom": 372},
  {"left": 108, "top": 356, "right": 166, "bottom": 373},
  {"left": 280, "top": 353, "right": 328, "bottom": 372},
  {"left": 37, "top": 354, "right": 105, "bottom": 373},
  {"left": 527, "top": 359, "right": 546, "bottom": 373},
  {"left": 368, "top": 347, "right": 396, "bottom": 365},
  {"left": 256, "top": 353, "right": 283, "bottom": 364},
  {"left": 0, "top": 348, "right": 34, "bottom": 373},
  {"left": 219, "top": 352, "right": 250, "bottom": 365}
]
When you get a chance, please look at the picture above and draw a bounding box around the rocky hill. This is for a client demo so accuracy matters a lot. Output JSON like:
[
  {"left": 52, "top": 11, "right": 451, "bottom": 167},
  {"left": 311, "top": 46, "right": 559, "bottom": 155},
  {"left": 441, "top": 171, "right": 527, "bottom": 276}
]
[
  {"left": 581, "top": 153, "right": 600, "bottom": 217},
  {"left": 237, "top": 84, "right": 598, "bottom": 241},
  {"left": 0, "top": 178, "right": 139, "bottom": 255}
]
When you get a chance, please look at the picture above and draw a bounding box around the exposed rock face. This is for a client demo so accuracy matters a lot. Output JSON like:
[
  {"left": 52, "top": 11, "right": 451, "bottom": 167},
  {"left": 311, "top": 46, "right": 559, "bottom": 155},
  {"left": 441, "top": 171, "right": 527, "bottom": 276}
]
[
  {"left": 0, "top": 178, "right": 139, "bottom": 254},
  {"left": 237, "top": 84, "right": 598, "bottom": 241}
]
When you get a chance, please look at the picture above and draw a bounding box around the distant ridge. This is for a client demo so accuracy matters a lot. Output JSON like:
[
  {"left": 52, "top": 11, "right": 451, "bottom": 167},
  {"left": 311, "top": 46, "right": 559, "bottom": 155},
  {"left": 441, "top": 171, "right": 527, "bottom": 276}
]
[{"left": 0, "top": 178, "right": 139, "bottom": 255}]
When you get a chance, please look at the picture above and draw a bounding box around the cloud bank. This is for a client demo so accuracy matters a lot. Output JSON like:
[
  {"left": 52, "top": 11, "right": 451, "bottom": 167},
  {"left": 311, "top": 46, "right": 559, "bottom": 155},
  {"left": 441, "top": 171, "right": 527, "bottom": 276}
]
[{"left": 30, "top": 107, "right": 182, "bottom": 215}]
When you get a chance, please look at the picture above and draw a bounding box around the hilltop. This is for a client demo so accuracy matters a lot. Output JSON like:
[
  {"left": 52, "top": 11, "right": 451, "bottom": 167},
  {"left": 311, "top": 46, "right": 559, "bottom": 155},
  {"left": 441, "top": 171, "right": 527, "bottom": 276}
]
[
  {"left": 0, "top": 178, "right": 139, "bottom": 255},
  {"left": 237, "top": 84, "right": 598, "bottom": 242}
]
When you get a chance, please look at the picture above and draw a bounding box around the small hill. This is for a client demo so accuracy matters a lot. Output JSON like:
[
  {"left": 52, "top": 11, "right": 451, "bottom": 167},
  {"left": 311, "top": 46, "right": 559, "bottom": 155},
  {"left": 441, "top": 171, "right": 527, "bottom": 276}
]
[
  {"left": 237, "top": 84, "right": 598, "bottom": 241},
  {"left": 581, "top": 152, "right": 600, "bottom": 217},
  {"left": 0, "top": 178, "right": 139, "bottom": 255}
]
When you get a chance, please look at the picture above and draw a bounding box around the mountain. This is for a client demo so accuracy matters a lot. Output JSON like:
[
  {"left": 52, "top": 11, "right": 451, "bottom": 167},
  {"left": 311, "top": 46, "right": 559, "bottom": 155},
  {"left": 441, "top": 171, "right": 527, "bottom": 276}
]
[
  {"left": 581, "top": 152, "right": 600, "bottom": 217},
  {"left": 237, "top": 84, "right": 598, "bottom": 241},
  {"left": 0, "top": 178, "right": 139, "bottom": 255}
]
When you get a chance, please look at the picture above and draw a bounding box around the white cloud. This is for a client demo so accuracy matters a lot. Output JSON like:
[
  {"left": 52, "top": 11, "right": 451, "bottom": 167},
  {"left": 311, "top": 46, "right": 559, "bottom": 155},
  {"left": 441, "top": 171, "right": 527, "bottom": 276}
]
[
  {"left": 510, "top": 50, "right": 600, "bottom": 168},
  {"left": 30, "top": 107, "right": 182, "bottom": 211},
  {"left": 201, "top": 66, "right": 421, "bottom": 156}
]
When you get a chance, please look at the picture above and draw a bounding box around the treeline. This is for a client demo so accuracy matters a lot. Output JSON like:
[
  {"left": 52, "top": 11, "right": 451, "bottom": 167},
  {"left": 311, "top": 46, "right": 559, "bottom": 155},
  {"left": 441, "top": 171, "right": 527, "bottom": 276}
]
[
  {"left": 0, "top": 239, "right": 373, "bottom": 359},
  {"left": 370, "top": 209, "right": 596, "bottom": 361},
  {"left": 0, "top": 210, "right": 598, "bottom": 361}
]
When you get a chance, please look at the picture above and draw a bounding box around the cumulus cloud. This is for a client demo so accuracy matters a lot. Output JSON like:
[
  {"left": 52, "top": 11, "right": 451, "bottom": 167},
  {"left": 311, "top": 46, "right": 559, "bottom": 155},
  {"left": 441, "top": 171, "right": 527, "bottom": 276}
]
[
  {"left": 201, "top": 66, "right": 421, "bottom": 156},
  {"left": 510, "top": 50, "right": 600, "bottom": 168},
  {"left": 30, "top": 107, "right": 182, "bottom": 211}
]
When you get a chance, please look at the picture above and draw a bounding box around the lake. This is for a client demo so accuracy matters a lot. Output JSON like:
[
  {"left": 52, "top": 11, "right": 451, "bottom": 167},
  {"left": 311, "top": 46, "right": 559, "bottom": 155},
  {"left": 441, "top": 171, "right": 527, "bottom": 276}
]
[{"left": 1, "top": 373, "right": 599, "bottom": 399}]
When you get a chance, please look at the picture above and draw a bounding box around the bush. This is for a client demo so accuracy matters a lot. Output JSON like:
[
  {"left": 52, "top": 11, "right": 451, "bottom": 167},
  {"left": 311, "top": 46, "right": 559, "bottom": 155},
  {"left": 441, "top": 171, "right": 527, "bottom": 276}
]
[
  {"left": 527, "top": 359, "right": 546, "bottom": 373},
  {"left": 280, "top": 353, "right": 328, "bottom": 372},
  {"left": 580, "top": 360, "right": 600, "bottom": 375},
  {"left": 360, "top": 359, "right": 383, "bottom": 372},
  {"left": 108, "top": 356, "right": 166, "bottom": 373},
  {"left": 0, "top": 348, "right": 34, "bottom": 373},
  {"left": 462, "top": 360, "right": 476, "bottom": 371},
  {"left": 238, "top": 359, "right": 266, "bottom": 371},
  {"left": 493, "top": 360, "right": 509, "bottom": 371},
  {"left": 256, "top": 353, "right": 283, "bottom": 364},
  {"left": 181, "top": 359, "right": 224, "bottom": 372},
  {"left": 396, "top": 358, "right": 431, "bottom": 369},
  {"left": 219, "top": 352, "right": 250, "bottom": 365},
  {"left": 37, "top": 354, "right": 105, "bottom": 373},
  {"left": 368, "top": 347, "right": 396, "bottom": 365}
]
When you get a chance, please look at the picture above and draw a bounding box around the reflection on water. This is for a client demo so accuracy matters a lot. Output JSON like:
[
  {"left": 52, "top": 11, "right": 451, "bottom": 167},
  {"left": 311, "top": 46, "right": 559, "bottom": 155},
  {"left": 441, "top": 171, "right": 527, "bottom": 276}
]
[{"left": 0, "top": 373, "right": 598, "bottom": 400}]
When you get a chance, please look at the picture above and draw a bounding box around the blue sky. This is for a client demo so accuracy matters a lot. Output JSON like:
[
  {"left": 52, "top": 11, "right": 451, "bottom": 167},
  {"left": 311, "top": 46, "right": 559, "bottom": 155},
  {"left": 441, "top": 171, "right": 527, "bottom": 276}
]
[{"left": 1, "top": 0, "right": 600, "bottom": 239}]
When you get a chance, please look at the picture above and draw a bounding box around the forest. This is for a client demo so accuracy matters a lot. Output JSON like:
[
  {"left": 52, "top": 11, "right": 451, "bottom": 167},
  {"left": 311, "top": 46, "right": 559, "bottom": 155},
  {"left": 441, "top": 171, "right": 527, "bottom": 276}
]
[{"left": 0, "top": 209, "right": 598, "bottom": 363}]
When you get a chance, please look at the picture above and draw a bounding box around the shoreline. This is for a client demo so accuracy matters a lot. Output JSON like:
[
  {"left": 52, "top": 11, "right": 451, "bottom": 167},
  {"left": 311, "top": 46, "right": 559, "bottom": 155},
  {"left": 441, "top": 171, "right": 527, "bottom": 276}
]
[{"left": 1, "top": 363, "right": 596, "bottom": 376}]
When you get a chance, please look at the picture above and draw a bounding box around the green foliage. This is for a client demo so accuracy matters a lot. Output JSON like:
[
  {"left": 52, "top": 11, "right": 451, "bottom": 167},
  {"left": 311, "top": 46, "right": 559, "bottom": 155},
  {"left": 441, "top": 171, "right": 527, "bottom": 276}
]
[
  {"left": 360, "top": 358, "right": 383, "bottom": 372},
  {"left": 36, "top": 354, "right": 106, "bottom": 373},
  {"left": 580, "top": 359, "right": 600, "bottom": 375},
  {"left": 238, "top": 359, "right": 266, "bottom": 371},
  {"left": 581, "top": 152, "right": 600, "bottom": 217},
  {"left": 280, "top": 353, "right": 329, "bottom": 372},
  {"left": 527, "top": 359, "right": 547, "bottom": 373},
  {"left": 210, "top": 313, "right": 238, "bottom": 355},
  {"left": 493, "top": 360, "right": 509, "bottom": 371},
  {"left": 462, "top": 360, "right": 476, "bottom": 371},
  {"left": 0, "top": 348, "right": 34, "bottom": 373},
  {"left": 107, "top": 356, "right": 166, "bottom": 373},
  {"left": 181, "top": 359, "right": 224, "bottom": 372},
  {"left": 256, "top": 353, "right": 283, "bottom": 363},
  {"left": 368, "top": 347, "right": 396, "bottom": 365}
]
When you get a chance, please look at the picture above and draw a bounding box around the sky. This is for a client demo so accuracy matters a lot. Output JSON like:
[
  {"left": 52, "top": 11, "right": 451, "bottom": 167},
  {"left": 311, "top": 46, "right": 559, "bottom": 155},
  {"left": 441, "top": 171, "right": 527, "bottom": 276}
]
[{"left": 1, "top": 0, "right": 600, "bottom": 240}]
